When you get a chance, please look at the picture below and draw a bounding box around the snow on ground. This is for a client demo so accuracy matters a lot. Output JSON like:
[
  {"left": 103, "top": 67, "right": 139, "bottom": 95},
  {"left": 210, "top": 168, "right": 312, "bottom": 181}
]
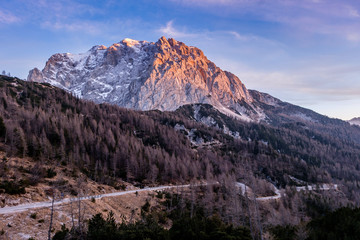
[
  {"left": 296, "top": 184, "right": 338, "bottom": 192},
  {"left": 16, "top": 233, "right": 32, "bottom": 240},
  {"left": 236, "top": 182, "right": 338, "bottom": 201},
  {"left": 236, "top": 182, "right": 281, "bottom": 201},
  {"left": 292, "top": 112, "right": 317, "bottom": 123}
]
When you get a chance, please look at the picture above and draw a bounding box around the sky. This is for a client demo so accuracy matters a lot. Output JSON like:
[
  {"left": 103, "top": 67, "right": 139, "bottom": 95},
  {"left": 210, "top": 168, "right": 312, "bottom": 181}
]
[{"left": 0, "top": 0, "right": 359, "bottom": 120}]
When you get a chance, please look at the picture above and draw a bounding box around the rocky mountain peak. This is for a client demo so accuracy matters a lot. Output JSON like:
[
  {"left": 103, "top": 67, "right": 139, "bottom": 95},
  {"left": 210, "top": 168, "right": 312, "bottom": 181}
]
[
  {"left": 97, "top": 45, "right": 107, "bottom": 50},
  {"left": 121, "top": 38, "right": 140, "bottom": 47},
  {"left": 27, "top": 36, "right": 262, "bottom": 121},
  {"left": 157, "top": 36, "right": 169, "bottom": 45},
  {"left": 155, "top": 37, "right": 204, "bottom": 60}
]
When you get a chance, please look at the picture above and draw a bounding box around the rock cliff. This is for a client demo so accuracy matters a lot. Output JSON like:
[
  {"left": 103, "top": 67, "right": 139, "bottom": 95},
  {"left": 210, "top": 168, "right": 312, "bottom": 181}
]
[{"left": 28, "top": 37, "right": 263, "bottom": 121}]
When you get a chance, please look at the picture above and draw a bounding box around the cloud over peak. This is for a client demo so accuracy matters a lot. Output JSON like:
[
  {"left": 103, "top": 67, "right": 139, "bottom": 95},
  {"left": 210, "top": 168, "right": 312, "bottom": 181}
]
[{"left": 158, "top": 21, "right": 198, "bottom": 38}]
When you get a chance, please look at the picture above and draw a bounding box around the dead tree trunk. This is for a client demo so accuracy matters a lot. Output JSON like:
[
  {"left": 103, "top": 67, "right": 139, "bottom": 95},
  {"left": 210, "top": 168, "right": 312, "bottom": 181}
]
[
  {"left": 78, "top": 193, "right": 81, "bottom": 232},
  {"left": 48, "top": 193, "right": 55, "bottom": 240},
  {"left": 70, "top": 197, "right": 75, "bottom": 228}
]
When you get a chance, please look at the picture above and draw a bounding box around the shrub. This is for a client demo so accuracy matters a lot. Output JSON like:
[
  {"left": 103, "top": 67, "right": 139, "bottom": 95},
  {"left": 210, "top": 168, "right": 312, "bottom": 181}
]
[
  {"left": 141, "top": 200, "right": 150, "bottom": 213},
  {"left": 46, "top": 168, "right": 57, "bottom": 178},
  {"left": 0, "top": 180, "right": 26, "bottom": 194},
  {"left": 52, "top": 224, "right": 69, "bottom": 240},
  {"left": 269, "top": 225, "right": 297, "bottom": 240}
]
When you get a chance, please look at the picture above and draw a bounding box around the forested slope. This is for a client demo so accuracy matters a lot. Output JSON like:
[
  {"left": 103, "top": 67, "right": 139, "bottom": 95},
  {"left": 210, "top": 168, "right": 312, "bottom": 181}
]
[{"left": 0, "top": 75, "right": 360, "bottom": 202}]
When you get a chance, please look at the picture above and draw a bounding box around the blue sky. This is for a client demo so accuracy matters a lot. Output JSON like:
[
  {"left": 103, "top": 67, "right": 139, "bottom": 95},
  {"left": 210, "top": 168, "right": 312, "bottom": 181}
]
[{"left": 1, "top": 0, "right": 359, "bottom": 120}]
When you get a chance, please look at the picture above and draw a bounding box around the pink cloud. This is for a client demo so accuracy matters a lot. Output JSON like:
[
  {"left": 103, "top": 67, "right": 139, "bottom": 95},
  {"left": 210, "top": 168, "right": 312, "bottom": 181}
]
[{"left": 0, "top": 9, "right": 20, "bottom": 24}]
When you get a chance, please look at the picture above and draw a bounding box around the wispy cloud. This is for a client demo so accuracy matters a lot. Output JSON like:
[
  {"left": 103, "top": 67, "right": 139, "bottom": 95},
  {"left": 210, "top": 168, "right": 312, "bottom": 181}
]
[
  {"left": 158, "top": 21, "right": 278, "bottom": 46},
  {"left": 1, "top": 0, "right": 104, "bottom": 33},
  {"left": 237, "top": 63, "right": 360, "bottom": 102},
  {"left": 41, "top": 21, "right": 105, "bottom": 35},
  {"left": 227, "top": 31, "right": 254, "bottom": 41},
  {"left": 2, "top": 0, "right": 140, "bottom": 37},
  {"left": 172, "top": 0, "right": 241, "bottom": 6},
  {"left": 347, "top": 6, "right": 360, "bottom": 18},
  {"left": 171, "top": 0, "right": 360, "bottom": 42},
  {"left": 0, "top": 9, "right": 20, "bottom": 24},
  {"left": 26, "top": 0, "right": 100, "bottom": 19},
  {"left": 158, "top": 20, "right": 199, "bottom": 38},
  {"left": 346, "top": 33, "right": 360, "bottom": 42}
]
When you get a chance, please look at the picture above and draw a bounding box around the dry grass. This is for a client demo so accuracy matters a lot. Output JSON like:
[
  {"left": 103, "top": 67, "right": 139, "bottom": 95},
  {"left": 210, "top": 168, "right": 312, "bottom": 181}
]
[{"left": 0, "top": 152, "right": 169, "bottom": 239}]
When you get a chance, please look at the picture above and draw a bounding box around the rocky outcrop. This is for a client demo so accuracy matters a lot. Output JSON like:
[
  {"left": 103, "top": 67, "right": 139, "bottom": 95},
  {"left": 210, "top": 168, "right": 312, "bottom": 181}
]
[
  {"left": 27, "top": 68, "right": 43, "bottom": 83},
  {"left": 27, "top": 36, "right": 263, "bottom": 121}
]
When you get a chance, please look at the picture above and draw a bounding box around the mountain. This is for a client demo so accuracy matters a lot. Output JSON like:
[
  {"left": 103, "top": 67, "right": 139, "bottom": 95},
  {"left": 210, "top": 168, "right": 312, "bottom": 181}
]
[
  {"left": 28, "top": 36, "right": 359, "bottom": 133},
  {"left": 26, "top": 36, "right": 360, "bottom": 145},
  {"left": 349, "top": 117, "right": 360, "bottom": 126},
  {"left": 27, "top": 37, "right": 262, "bottom": 121}
]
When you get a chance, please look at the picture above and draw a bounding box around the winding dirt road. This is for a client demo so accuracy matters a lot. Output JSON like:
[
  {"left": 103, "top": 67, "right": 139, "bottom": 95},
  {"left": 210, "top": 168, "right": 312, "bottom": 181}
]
[
  {"left": 0, "top": 184, "right": 190, "bottom": 215},
  {"left": 0, "top": 182, "right": 338, "bottom": 215}
]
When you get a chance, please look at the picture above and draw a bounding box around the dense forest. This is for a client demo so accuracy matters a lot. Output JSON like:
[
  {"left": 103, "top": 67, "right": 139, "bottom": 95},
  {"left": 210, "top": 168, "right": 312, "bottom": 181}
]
[{"left": 1, "top": 75, "right": 360, "bottom": 238}]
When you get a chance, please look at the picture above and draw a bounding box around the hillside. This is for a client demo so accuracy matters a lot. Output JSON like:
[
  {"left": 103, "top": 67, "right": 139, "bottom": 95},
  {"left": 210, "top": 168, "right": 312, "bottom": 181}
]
[
  {"left": 3, "top": 75, "right": 360, "bottom": 188},
  {"left": 250, "top": 90, "right": 360, "bottom": 145},
  {"left": 1, "top": 75, "right": 360, "bottom": 238},
  {"left": 176, "top": 103, "right": 360, "bottom": 187},
  {"left": 0, "top": 150, "right": 158, "bottom": 239}
]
